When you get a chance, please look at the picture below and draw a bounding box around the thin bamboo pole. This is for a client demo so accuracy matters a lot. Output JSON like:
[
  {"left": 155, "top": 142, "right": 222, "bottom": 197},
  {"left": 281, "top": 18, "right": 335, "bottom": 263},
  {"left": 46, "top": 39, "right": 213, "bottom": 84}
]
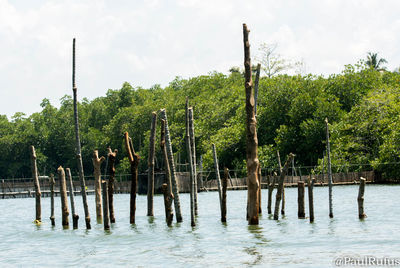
[
  {"left": 49, "top": 174, "right": 55, "bottom": 226},
  {"left": 147, "top": 112, "right": 157, "bottom": 217},
  {"left": 222, "top": 168, "right": 228, "bottom": 222},
  {"left": 29, "top": 146, "right": 41, "bottom": 223},
  {"left": 188, "top": 106, "right": 198, "bottom": 216},
  {"left": 161, "top": 119, "right": 174, "bottom": 226},
  {"left": 212, "top": 144, "right": 223, "bottom": 215},
  {"left": 186, "top": 107, "right": 195, "bottom": 227},
  {"left": 107, "top": 148, "right": 117, "bottom": 223},
  {"left": 325, "top": 118, "right": 333, "bottom": 218}
]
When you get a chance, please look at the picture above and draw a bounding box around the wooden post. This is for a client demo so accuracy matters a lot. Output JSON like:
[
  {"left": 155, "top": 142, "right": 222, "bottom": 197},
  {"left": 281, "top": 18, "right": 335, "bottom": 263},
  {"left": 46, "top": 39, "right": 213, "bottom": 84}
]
[
  {"left": 297, "top": 181, "right": 305, "bottom": 219},
  {"left": 222, "top": 168, "right": 228, "bottom": 222},
  {"left": 147, "top": 112, "right": 157, "bottom": 217},
  {"left": 58, "top": 166, "right": 69, "bottom": 228},
  {"left": 254, "top": 63, "right": 261, "bottom": 116},
  {"left": 72, "top": 38, "right": 91, "bottom": 229},
  {"left": 358, "top": 177, "right": 366, "bottom": 219},
  {"left": 198, "top": 155, "right": 204, "bottom": 190},
  {"left": 92, "top": 150, "right": 105, "bottom": 223},
  {"left": 66, "top": 168, "right": 79, "bottom": 229},
  {"left": 159, "top": 108, "right": 183, "bottom": 222},
  {"left": 49, "top": 174, "right": 55, "bottom": 226},
  {"left": 124, "top": 132, "right": 140, "bottom": 224},
  {"left": 188, "top": 107, "right": 198, "bottom": 216},
  {"left": 107, "top": 147, "right": 117, "bottom": 223},
  {"left": 258, "top": 165, "right": 262, "bottom": 214},
  {"left": 212, "top": 144, "right": 223, "bottom": 214},
  {"left": 274, "top": 154, "right": 293, "bottom": 220},
  {"left": 243, "top": 23, "right": 260, "bottom": 225},
  {"left": 102, "top": 180, "right": 110, "bottom": 230},
  {"left": 307, "top": 176, "right": 315, "bottom": 222},
  {"left": 325, "top": 118, "right": 333, "bottom": 218},
  {"left": 277, "top": 150, "right": 285, "bottom": 215},
  {"left": 267, "top": 172, "right": 276, "bottom": 214},
  {"left": 161, "top": 119, "right": 174, "bottom": 226},
  {"left": 29, "top": 145, "right": 41, "bottom": 223},
  {"left": 186, "top": 106, "right": 195, "bottom": 227}
]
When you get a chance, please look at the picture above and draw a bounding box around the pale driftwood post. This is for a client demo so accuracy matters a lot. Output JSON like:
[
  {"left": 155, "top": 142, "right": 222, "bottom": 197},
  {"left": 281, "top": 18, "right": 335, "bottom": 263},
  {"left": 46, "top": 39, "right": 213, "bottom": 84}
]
[
  {"left": 277, "top": 150, "right": 285, "bottom": 215},
  {"left": 297, "top": 181, "right": 305, "bottom": 219},
  {"left": 358, "top": 177, "right": 366, "bottom": 219},
  {"left": 222, "top": 168, "right": 228, "bottom": 222},
  {"left": 92, "top": 150, "right": 105, "bottom": 223},
  {"left": 107, "top": 148, "right": 117, "bottom": 223},
  {"left": 325, "top": 118, "right": 333, "bottom": 218},
  {"left": 188, "top": 107, "right": 198, "bottom": 216},
  {"left": 102, "top": 180, "right": 110, "bottom": 230},
  {"left": 161, "top": 119, "right": 174, "bottom": 226},
  {"left": 307, "top": 176, "right": 315, "bottom": 222},
  {"left": 160, "top": 108, "right": 182, "bottom": 223},
  {"left": 124, "top": 132, "right": 140, "bottom": 224},
  {"left": 274, "top": 154, "right": 293, "bottom": 220},
  {"left": 186, "top": 106, "right": 195, "bottom": 227},
  {"left": 49, "top": 174, "right": 55, "bottom": 226},
  {"left": 66, "top": 168, "right": 79, "bottom": 229},
  {"left": 58, "top": 166, "right": 69, "bottom": 228},
  {"left": 147, "top": 112, "right": 157, "bottom": 217},
  {"left": 212, "top": 144, "right": 223, "bottom": 215},
  {"left": 243, "top": 24, "right": 260, "bottom": 225},
  {"left": 30, "top": 146, "right": 41, "bottom": 223},
  {"left": 72, "top": 38, "right": 91, "bottom": 229},
  {"left": 267, "top": 172, "right": 276, "bottom": 214}
]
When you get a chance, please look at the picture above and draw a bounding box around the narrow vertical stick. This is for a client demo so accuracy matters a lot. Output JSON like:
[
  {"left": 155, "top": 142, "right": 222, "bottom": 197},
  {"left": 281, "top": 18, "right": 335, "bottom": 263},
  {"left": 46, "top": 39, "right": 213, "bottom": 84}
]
[
  {"left": 29, "top": 146, "right": 41, "bottom": 223},
  {"left": 188, "top": 107, "right": 198, "bottom": 216},
  {"left": 274, "top": 154, "right": 293, "bottom": 220},
  {"left": 267, "top": 172, "right": 276, "bottom": 214},
  {"left": 159, "top": 109, "right": 182, "bottom": 222},
  {"left": 325, "top": 118, "right": 333, "bottom": 218},
  {"left": 297, "top": 181, "right": 305, "bottom": 219},
  {"left": 212, "top": 144, "right": 223, "bottom": 214},
  {"left": 147, "top": 112, "right": 157, "bottom": 216},
  {"left": 107, "top": 148, "right": 117, "bottom": 223},
  {"left": 58, "top": 166, "right": 69, "bottom": 228},
  {"left": 186, "top": 107, "right": 195, "bottom": 227},
  {"left": 277, "top": 150, "right": 285, "bottom": 215},
  {"left": 161, "top": 119, "right": 174, "bottom": 225},
  {"left": 243, "top": 23, "right": 260, "bottom": 225},
  {"left": 307, "top": 176, "right": 315, "bottom": 222},
  {"left": 66, "top": 168, "right": 79, "bottom": 229},
  {"left": 124, "top": 132, "right": 140, "bottom": 224},
  {"left": 102, "top": 180, "right": 110, "bottom": 230},
  {"left": 49, "top": 174, "right": 55, "bottom": 226},
  {"left": 222, "top": 168, "right": 228, "bottom": 222},
  {"left": 358, "top": 177, "right": 366, "bottom": 219},
  {"left": 92, "top": 150, "right": 105, "bottom": 223},
  {"left": 198, "top": 155, "right": 204, "bottom": 190}
]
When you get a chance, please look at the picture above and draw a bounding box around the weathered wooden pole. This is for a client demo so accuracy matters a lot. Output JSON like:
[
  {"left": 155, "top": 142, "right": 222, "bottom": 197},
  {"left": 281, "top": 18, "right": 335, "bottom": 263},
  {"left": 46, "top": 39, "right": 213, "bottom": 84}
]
[
  {"left": 358, "top": 177, "right": 366, "bottom": 219},
  {"left": 243, "top": 23, "right": 260, "bottom": 225},
  {"left": 49, "top": 174, "right": 55, "bottom": 226},
  {"left": 274, "top": 153, "right": 294, "bottom": 220},
  {"left": 325, "top": 118, "right": 333, "bottom": 218},
  {"left": 124, "top": 132, "right": 140, "bottom": 224},
  {"left": 212, "top": 144, "right": 223, "bottom": 214},
  {"left": 188, "top": 107, "right": 198, "bottom": 216},
  {"left": 66, "top": 168, "right": 79, "bottom": 229},
  {"left": 147, "top": 112, "right": 157, "bottom": 217},
  {"left": 186, "top": 106, "right": 196, "bottom": 227},
  {"left": 198, "top": 155, "right": 204, "bottom": 190},
  {"left": 159, "top": 108, "right": 183, "bottom": 222},
  {"left": 29, "top": 145, "right": 41, "bottom": 223},
  {"left": 297, "top": 181, "right": 305, "bottom": 219},
  {"left": 277, "top": 150, "right": 285, "bottom": 215},
  {"left": 72, "top": 38, "right": 91, "bottom": 229},
  {"left": 161, "top": 119, "right": 174, "bottom": 225},
  {"left": 102, "top": 180, "right": 110, "bottom": 230},
  {"left": 267, "top": 172, "right": 276, "bottom": 214},
  {"left": 92, "top": 150, "right": 105, "bottom": 223},
  {"left": 307, "top": 176, "right": 315, "bottom": 223},
  {"left": 222, "top": 168, "right": 228, "bottom": 222},
  {"left": 58, "top": 166, "right": 69, "bottom": 228},
  {"left": 107, "top": 147, "right": 117, "bottom": 223}
]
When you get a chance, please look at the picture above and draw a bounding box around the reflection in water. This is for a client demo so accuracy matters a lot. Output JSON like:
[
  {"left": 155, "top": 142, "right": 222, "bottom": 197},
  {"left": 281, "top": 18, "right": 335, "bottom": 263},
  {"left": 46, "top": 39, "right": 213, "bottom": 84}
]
[
  {"left": 243, "top": 225, "right": 269, "bottom": 266},
  {"left": 328, "top": 218, "right": 336, "bottom": 235}
]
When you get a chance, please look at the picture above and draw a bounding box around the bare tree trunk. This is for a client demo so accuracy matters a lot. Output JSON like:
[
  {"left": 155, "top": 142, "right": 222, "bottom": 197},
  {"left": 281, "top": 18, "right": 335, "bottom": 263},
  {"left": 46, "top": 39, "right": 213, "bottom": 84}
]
[
  {"left": 147, "top": 112, "right": 157, "bottom": 216},
  {"left": 58, "top": 166, "right": 69, "bottom": 228},
  {"left": 66, "top": 168, "right": 79, "bottom": 229},
  {"left": 102, "top": 180, "right": 110, "bottom": 230},
  {"left": 186, "top": 106, "right": 195, "bottom": 227},
  {"left": 107, "top": 148, "right": 117, "bottom": 223},
  {"left": 267, "top": 172, "right": 276, "bottom": 214},
  {"left": 72, "top": 38, "right": 91, "bottom": 229},
  {"left": 124, "top": 132, "right": 140, "bottom": 224},
  {"left": 92, "top": 150, "right": 105, "bottom": 223},
  {"left": 307, "top": 176, "right": 315, "bottom": 223},
  {"left": 29, "top": 146, "right": 41, "bottom": 223},
  {"left": 49, "top": 174, "right": 55, "bottom": 226},
  {"left": 161, "top": 119, "right": 174, "bottom": 226},
  {"left": 222, "top": 168, "right": 228, "bottom": 222},
  {"left": 297, "top": 181, "right": 305, "bottom": 219},
  {"left": 274, "top": 154, "right": 293, "bottom": 220},
  {"left": 277, "top": 150, "right": 285, "bottom": 215},
  {"left": 188, "top": 106, "right": 198, "bottom": 216},
  {"left": 212, "top": 144, "right": 223, "bottom": 215},
  {"left": 325, "top": 118, "right": 333, "bottom": 218},
  {"left": 160, "top": 108, "right": 182, "bottom": 222},
  {"left": 358, "top": 177, "right": 366, "bottom": 219},
  {"left": 243, "top": 23, "right": 260, "bottom": 225}
]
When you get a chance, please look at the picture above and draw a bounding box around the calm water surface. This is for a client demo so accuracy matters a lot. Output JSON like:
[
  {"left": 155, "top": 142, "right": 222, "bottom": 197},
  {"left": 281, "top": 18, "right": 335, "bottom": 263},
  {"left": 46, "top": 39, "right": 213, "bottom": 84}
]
[{"left": 0, "top": 185, "right": 399, "bottom": 267}]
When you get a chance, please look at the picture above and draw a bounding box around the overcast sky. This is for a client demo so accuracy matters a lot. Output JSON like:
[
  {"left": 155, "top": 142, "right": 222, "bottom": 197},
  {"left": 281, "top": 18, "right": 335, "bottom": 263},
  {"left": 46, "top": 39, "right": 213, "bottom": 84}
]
[{"left": 1, "top": 0, "right": 399, "bottom": 118}]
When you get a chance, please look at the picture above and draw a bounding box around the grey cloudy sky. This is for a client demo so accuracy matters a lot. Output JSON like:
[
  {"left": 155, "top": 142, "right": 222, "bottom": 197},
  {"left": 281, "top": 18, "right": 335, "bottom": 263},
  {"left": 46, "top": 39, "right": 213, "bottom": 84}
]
[{"left": 1, "top": 0, "right": 399, "bottom": 118}]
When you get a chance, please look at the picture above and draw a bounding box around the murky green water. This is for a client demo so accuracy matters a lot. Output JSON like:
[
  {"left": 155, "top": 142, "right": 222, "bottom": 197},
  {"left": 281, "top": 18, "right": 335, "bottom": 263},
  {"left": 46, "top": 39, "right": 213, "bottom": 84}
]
[{"left": 0, "top": 185, "right": 399, "bottom": 267}]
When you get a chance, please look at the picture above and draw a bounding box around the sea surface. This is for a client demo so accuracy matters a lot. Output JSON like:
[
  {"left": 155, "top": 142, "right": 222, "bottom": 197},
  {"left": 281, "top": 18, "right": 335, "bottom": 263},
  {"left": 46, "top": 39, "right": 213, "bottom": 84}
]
[{"left": 0, "top": 184, "right": 399, "bottom": 267}]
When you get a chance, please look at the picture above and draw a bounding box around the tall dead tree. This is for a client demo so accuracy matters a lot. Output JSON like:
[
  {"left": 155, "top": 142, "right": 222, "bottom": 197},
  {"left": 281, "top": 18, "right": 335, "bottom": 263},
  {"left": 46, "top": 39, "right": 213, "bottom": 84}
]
[
  {"left": 30, "top": 146, "right": 41, "bottom": 223},
  {"left": 212, "top": 144, "right": 223, "bottom": 217},
  {"left": 243, "top": 23, "right": 260, "bottom": 225},
  {"left": 160, "top": 108, "right": 183, "bottom": 222},
  {"left": 107, "top": 148, "right": 117, "bottom": 223},
  {"left": 188, "top": 106, "right": 198, "bottom": 216},
  {"left": 58, "top": 166, "right": 69, "bottom": 228},
  {"left": 72, "top": 38, "right": 91, "bottom": 229},
  {"left": 161, "top": 119, "right": 174, "bottom": 225},
  {"left": 147, "top": 112, "right": 157, "bottom": 217},
  {"left": 274, "top": 153, "right": 294, "bottom": 220},
  {"left": 92, "top": 150, "right": 105, "bottom": 223},
  {"left": 49, "top": 174, "right": 55, "bottom": 226},
  {"left": 124, "top": 132, "right": 140, "bottom": 224},
  {"left": 66, "top": 168, "right": 79, "bottom": 229},
  {"left": 325, "top": 118, "right": 333, "bottom": 218}
]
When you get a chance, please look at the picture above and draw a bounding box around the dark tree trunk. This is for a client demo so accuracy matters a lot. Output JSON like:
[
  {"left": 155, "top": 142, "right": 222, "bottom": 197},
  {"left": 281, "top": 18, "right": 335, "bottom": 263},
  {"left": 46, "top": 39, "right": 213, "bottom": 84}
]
[
  {"left": 307, "top": 176, "right": 315, "bottom": 223},
  {"left": 66, "top": 168, "right": 79, "bottom": 229},
  {"left": 161, "top": 119, "right": 174, "bottom": 226},
  {"left": 102, "top": 180, "right": 110, "bottom": 230},
  {"left": 92, "top": 150, "right": 105, "bottom": 223},
  {"left": 297, "top": 181, "right": 305, "bottom": 219},
  {"left": 58, "top": 166, "right": 69, "bottom": 228},
  {"left": 107, "top": 148, "right": 117, "bottom": 223},
  {"left": 186, "top": 106, "right": 195, "bottom": 227},
  {"left": 124, "top": 132, "right": 140, "bottom": 224},
  {"left": 222, "top": 168, "right": 228, "bottom": 223},
  {"left": 358, "top": 177, "right": 366, "bottom": 219},
  {"left": 29, "top": 146, "right": 41, "bottom": 223}
]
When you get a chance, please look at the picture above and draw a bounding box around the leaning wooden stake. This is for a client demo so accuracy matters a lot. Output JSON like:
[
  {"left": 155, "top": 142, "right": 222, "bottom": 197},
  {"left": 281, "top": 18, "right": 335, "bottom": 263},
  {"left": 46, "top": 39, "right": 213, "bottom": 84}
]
[
  {"left": 66, "top": 168, "right": 79, "bottom": 229},
  {"left": 72, "top": 38, "right": 91, "bottom": 229},
  {"left": 222, "top": 168, "right": 228, "bottom": 222},
  {"left": 160, "top": 108, "right": 183, "bottom": 222},
  {"left": 58, "top": 166, "right": 69, "bottom": 228},
  {"left": 212, "top": 144, "right": 223, "bottom": 215},
  {"left": 124, "top": 132, "right": 140, "bottom": 224},
  {"left": 186, "top": 107, "right": 196, "bottom": 227},
  {"left": 277, "top": 150, "right": 285, "bottom": 215},
  {"left": 267, "top": 172, "right": 276, "bottom": 214},
  {"left": 297, "top": 181, "right": 305, "bottom": 219},
  {"left": 147, "top": 112, "right": 157, "bottom": 217},
  {"left": 92, "top": 150, "right": 105, "bottom": 223},
  {"left": 188, "top": 106, "right": 198, "bottom": 216},
  {"left": 29, "top": 145, "right": 41, "bottom": 223},
  {"left": 102, "top": 180, "right": 110, "bottom": 230},
  {"left": 49, "top": 174, "right": 55, "bottom": 226},
  {"left": 161, "top": 119, "right": 174, "bottom": 226},
  {"left": 325, "top": 118, "right": 333, "bottom": 218},
  {"left": 243, "top": 23, "right": 260, "bottom": 225},
  {"left": 274, "top": 154, "right": 293, "bottom": 220},
  {"left": 307, "top": 176, "right": 315, "bottom": 223},
  {"left": 107, "top": 147, "right": 117, "bottom": 223},
  {"left": 358, "top": 177, "right": 367, "bottom": 219}
]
